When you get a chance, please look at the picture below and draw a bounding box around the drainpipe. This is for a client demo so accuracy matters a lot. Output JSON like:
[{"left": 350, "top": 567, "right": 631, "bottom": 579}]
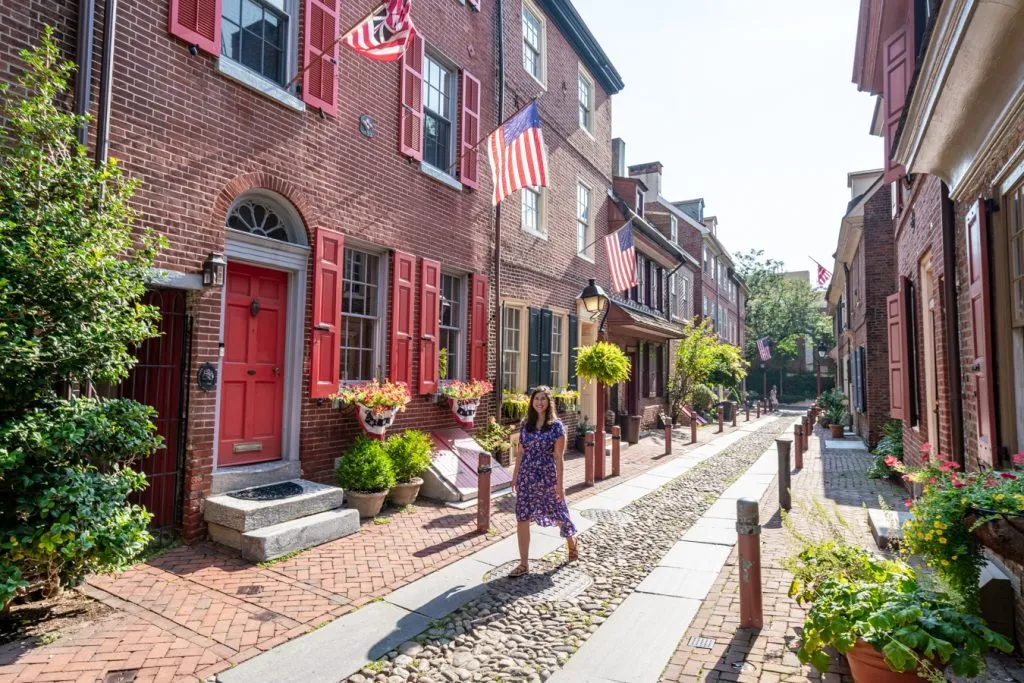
[
  {"left": 493, "top": 0, "right": 505, "bottom": 408},
  {"left": 94, "top": 0, "right": 118, "bottom": 165},
  {"left": 940, "top": 182, "right": 965, "bottom": 465},
  {"left": 74, "top": 0, "right": 96, "bottom": 147}
]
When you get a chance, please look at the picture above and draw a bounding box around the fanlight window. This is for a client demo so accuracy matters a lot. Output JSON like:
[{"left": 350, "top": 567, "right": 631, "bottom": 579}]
[{"left": 227, "top": 199, "right": 290, "bottom": 242}]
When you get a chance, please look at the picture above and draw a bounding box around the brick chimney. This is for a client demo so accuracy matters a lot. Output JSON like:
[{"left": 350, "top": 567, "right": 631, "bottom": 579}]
[
  {"left": 611, "top": 138, "right": 627, "bottom": 177},
  {"left": 628, "top": 161, "right": 663, "bottom": 200}
]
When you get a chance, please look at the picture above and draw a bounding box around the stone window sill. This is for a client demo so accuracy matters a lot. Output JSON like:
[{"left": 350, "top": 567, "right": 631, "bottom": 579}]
[{"left": 216, "top": 58, "right": 305, "bottom": 113}]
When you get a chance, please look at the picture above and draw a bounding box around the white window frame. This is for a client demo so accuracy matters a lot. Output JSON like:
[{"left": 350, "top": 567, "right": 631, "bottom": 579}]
[
  {"left": 521, "top": 0, "right": 546, "bottom": 87},
  {"left": 340, "top": 244, "right": 389, "bottom": 383},
  {"left": 576, "top": 180, "right": 593, "bottom": 261},
  {"left": 669, "top": 273, "right": 678, "bottom": 320},
  {"left": 680, "top": 276, "right": 690, "bottom": 320},
  {"left": 670, "top": 215, "right": 678, "bottom": 243},
  {"left": 550, "top": 314, "right": 566, "bottom": 388},
  {"left": 502, "top": 303, "right": 527, "bottom": 392},
  {"left": 577, "top": 66, "right": 595, "bottom": 135},
  {"left": 521, "top": 186, "right": 547, "bottom": 238},
  {"left": 421, "top": 50, "right": 459, "bottom": 179},
  {"left": 439, "top": 272, "right": 467, "bottom": 381}
]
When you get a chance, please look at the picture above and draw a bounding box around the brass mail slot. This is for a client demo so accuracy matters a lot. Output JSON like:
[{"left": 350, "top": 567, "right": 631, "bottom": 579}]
[{"left": 233, "top": 442, "right": 263, "bottom": 454}]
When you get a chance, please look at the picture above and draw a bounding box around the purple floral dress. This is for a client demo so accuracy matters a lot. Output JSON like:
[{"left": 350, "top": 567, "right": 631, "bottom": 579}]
[{"left": 515, "top": 420, "right": 577, "bottom": 538}]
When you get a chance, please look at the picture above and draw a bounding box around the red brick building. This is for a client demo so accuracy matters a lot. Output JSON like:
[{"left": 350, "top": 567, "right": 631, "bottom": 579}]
[{"left": 1, "top": 0, "right": 623, "bottom": 542}]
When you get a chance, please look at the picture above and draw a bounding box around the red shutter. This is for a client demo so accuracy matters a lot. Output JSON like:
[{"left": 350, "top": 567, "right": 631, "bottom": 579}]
[
  {"left": 302, "top": 0, "right": 339, "bottom": 116},
  {"left": 882, "top": 28, "right": 909, "bottom": 184},
  {"left": 469, "top": 274, "right": 488, "bottom": 381},
  {"left": 399, "top": 34, "right": 425, "bottom": 160},
  {"left": 886, "top": 291, "right": 905, "bottom": 419},
  {"left": 310, "top": 228, "right": 345, "bottom": 399},
  {"left": 460, "top": 69, "right": 481, "bottom": 189},
  {"left": 418, "top": 258, "right": 441, "bottom": 395},
  {"left": 966, "top": 200, "right": 998, "bottom": 466},
  {"left": 389, "top": 251, "right": 416, "bottom": 386},
  {"left": 168, "top": 0, "right": 221, "bottom": 55}
]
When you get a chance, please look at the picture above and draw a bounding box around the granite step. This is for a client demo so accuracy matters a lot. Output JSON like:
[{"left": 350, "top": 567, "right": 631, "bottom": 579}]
[
  {"left": 238, "top": 507, "right": 360, "bottom": 562},
  {"left": 204, "top": 479, "right": 345, "bottom": 532}
]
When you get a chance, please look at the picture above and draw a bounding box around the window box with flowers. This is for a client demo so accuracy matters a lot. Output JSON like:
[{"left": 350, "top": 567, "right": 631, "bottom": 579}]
[
  {"left": 331, "top": 379, "right": 411, "bottom": 439},
  {"left": 439, "top": 380, "right": 493, "bottom": 427},
  {"left": 553, "top": 387, "right": 580, "bottom": 413},
  {"left": 502, "top": 391, "right": 530, "bottom": 421}
]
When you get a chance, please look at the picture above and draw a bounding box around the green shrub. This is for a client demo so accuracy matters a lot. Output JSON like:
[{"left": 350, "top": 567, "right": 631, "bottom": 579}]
[
  {"left": 336, "top": 437, "right": 396, "bottom": 493},
  {"left": 690, "top": 384, "right": 716, "bottom": 416},
  {"left": 384, "top": 430, "right": 432, "bottom": 483},
  {"left": 867, "top": 421, "right": 904, "bottom": 479}
]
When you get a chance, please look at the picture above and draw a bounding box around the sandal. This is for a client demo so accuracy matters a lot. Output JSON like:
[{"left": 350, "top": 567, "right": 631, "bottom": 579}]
[
  {"left": 508, "top": 563, "right": 529, "bottom": 578},
  {"left": 567, "top": 538, "right": 579, "bottom": 563}
]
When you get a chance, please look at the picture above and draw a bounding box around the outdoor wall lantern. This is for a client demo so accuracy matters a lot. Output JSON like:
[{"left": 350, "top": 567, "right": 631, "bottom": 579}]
[
  {"left": 578, "top": 278, "right": 608, "bottom": 316},
  {"left": 817, "top": 342, "right": 829, "bottom": 359},
  {"left": 202, "top": 252, "right": 227, "bottom": 288}
]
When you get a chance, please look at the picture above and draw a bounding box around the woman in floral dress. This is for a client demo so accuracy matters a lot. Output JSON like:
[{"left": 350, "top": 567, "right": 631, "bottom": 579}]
[{"left": 509, "top": 386, "right": 578, "bottom": 577}]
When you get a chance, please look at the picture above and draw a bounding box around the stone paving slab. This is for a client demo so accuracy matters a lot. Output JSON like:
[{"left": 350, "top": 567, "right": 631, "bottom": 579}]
[
  {"left": 218, "top": 601, "right": 430, "bottom": 683},
  {"left": 467, "top": 532, "right": 563, "bottom": 566},
  {"left": 572, "top": 493, "right": 631, "bottom": 511},
  {"left": 718, "top": 477, "right": 772, "bottom": 501},
  {"left": 658, "top": 541, "right": 733, "bottom": 571},
  {"left": 382, "top": 558, "right": 493, "bottom": 619},
  {"left": 625, "top": 472, "right": 677, "bottom": 490},
  {"left": 597, "top": 483, "right": 658, "bottom": 504},
  {"left": 533, "top": 508, "right": 596, "bottom": 538},
  {"left": 636, "top": 566, "right": 719, "bottom": 599},
  {"left": 647, "top": 459, "right": 700, "bottom": 479},
  {"left": 702, "top": 498, "right": 740, "bottom": 520},
  {"left": 681, "top": 523, "right": 738, "bottom": 546},
  {"left": 824, "top": 437, "right": 869, "bottom": 451},
  {"left": 550, "top": 592, "right": 702, "bottom": 683}
]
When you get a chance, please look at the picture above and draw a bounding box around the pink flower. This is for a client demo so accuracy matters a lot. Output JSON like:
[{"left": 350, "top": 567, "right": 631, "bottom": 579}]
[
  {"left": 885, "top": 456, "right": 899, "bottom": 467},
  {"left": 1012, "top": 453, "right": 1024, "bottom": 466},
  {"left": 922, "top": 443, "right": 933, "bottom": 453},
  {"left": 904, "top": 498, "right": 914, "bottom": 509},
  {"left": 938, "top": 461, "right": 953, "bottom": 472},
  {"left": 952, "top": 480, "right": 966, "bottom": 489},
  {"left": 1000, "top": 472, "right": 1017, "bottom": 480},
  {"left": 927, "top": 477, "right": 938, "bottom": 486}
]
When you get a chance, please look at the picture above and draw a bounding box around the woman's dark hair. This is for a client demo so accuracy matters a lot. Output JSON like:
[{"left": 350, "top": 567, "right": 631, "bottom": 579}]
[{"left": 524, "top": 386, "right": 557, "bottom": 432}]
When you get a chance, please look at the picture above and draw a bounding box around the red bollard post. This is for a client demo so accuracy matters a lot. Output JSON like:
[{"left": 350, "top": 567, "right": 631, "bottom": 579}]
[
  {"left": 584, "top": 434, "right": 595, "bottom": 486},
  {"left": 737, "top": 498, "right": 763, "bottom": 629},
  {"left": 690, "top": 413, "right": 698, "bottom": 444},
  {"left": 664, "top": 418, "right": 672, "bottom": 456},
  {"left": 756, "top": 401, "right": 760, "bottom": 418},
  {"left": 611, "top": 425, "right": 621, "bottom": 477},
  {"left": 804, "top": 415, "right": 812, "bottom": 447},
  {"left": 794, "top": 424, "right": 803, "bottom": 469},
  {"left": 717, "top": 406, "right": 724, "bottom": 433},
  {"left": 477, "top": 452, "right": 491, "bottom": 533},
  {"left": 731, "top": 402, "right": 738, "bottom": 427}
]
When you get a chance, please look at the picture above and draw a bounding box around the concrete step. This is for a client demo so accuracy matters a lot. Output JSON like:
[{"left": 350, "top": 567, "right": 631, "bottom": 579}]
[
  {"left": 239, "top": 507, "right": 361, "bottom": 562},
  {"left": 204, "top": 479, "right": 345, "bottom": 532}
]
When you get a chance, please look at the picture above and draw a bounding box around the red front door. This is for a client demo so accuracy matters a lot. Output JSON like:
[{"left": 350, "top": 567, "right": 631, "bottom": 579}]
[{"left": 220, "top": 262, "right": 288, "bottom": 466}]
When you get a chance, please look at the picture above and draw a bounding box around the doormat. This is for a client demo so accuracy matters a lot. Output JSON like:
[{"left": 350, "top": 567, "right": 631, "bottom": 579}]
[{"left": 227, "top": 482, "right": 304, "bottom": 501}]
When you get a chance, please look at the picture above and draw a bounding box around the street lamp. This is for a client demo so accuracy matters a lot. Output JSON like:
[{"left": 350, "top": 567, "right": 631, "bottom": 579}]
[
  {"left": 816, "top": 342, "right": 829, "bottom": 399},
  {"left": 576, "top": 279, "right": 611, "bottom": 482}
]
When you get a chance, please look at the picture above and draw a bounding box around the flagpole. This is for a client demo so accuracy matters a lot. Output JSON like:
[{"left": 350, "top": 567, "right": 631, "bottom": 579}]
[
  {"left": 283, "top": 2, "right": 388, "bottom": 91},
  {"left": 575, "top": 221, "right": 627, "bottom": 256}
]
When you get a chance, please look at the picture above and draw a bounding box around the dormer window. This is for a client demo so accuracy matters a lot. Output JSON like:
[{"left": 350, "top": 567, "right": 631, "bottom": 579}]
[{"left": 636, "top": 189, "right": 644, "bottom": 217}]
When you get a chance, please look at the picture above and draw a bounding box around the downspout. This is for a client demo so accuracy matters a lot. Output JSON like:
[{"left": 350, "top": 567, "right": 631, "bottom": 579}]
[
  {"left": 94, "top": 0, "right": 118, "bottom": 165},
  {"left": 493, "top": 0, "right": 505, "bottom": 409},
  {"left": 940, "top": 182, "right": 965, "bottom": 465},
  {"left": 74, "top": 0, "right": 96, "bottom": 147}
]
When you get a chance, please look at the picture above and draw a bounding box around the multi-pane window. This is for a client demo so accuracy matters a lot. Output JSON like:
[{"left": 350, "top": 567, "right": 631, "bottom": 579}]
[
  {"left": 341, "top": 249, "right": 380, "bottom": 381},
  {"left": 522, "top": 3, "right": 543, "bottom": 81},
  {"left": 522, "top": 187, "right": 543, "bottom": 235},
  {"left": 222, "top": 0, "right": 288, "bottom": 85},
  {"left": 670, "top": 215, "right": 678, "bottom": 243},
  {"left": 502, "top": 307, "right": 522, "bottom": 391},
  {"left": 1011, "top": 184, "right": 1024, "bottom": 327},
  {"left": 550, "top": 315, "right": 563, "bottom": 387},
  {"left": 703, "top": 246, "right": 709, "bottom": 272},
  {"left": 439, "top": 274, "right": 463, "bottom": 380},
  {"left": 669, "top": 274, "right": 677, "bottom": 319},
  {"left": 577, "top": 183, "right": 591, "bottom": 256},
  {"left": 680, "top": 277, "right": 690, "bottom": 319},
  {"left": 578, "top": 70, "right": 593, "bottom": 132},
  {"left": 423, "top": 54, "right": 455, "bottom": 172}
]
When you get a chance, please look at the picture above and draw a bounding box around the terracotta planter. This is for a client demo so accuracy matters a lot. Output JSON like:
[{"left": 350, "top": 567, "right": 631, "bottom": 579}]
[
  {"left": 829, "top": 424, "right": 845, "bottom": 438},
  {"left": 346, "top": 490, "right": 388, "bottom": 518},
  {"left": 388, "top": 478, "right": 423, "bottom": 506},
  {"left": 966, "top": 512, "right": 1024, "bottom": 566},
  {"left": 846, "top": 640, "right": 926, "bottom": 682}
]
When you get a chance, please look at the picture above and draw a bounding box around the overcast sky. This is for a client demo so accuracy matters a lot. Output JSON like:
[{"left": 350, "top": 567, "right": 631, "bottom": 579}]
[{"left": 574, "top": 0, "right": 883, "bottom": 277}]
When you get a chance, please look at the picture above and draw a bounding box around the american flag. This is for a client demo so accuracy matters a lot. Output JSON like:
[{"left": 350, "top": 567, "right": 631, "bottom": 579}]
[
  {"left": 343, "top": 0, "right": 417, "bottom": 62},
  {"left": 817, "top": 263, "right": 832, "bottom": 286},
  {"left": 756, "top": 337, "right": 772, "bottom": 362},
  {"left": 603, "top": 224, "right": 637, "bottom": 293},
  {"left": 486, "top": 101, "right": 548, "bottom": 206}
]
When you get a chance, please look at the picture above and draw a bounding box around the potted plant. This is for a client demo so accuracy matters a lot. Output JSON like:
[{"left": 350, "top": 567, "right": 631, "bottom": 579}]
[
  {"left": 574, "top": 418, "right": 595, "bottom": 453},
  {"left": 383, "top": 430, "right": 432, "bottom": 506},
  {"left": 439, "top": 379, "right": 492, "bottom": 427},
  {"left": 332, "top": 378, "right": 411, "bottom": 439},
  {"left": 474, "top": 418, "right": 513, "bottom": 467},
  {"left": 502, "top": 391, "right": 529, "bottom": 420},
  {"left": 553, "top": 387, "right": 580, "bottom": 413},
  {"left": 822, "top": 401, "right": 847, "bottom": 438},
  {"left": 335, "top": 436, "right": 397, "bottom": 518},
  {"left": 574, "top": 342, "right": 631, "bottom": 387}
]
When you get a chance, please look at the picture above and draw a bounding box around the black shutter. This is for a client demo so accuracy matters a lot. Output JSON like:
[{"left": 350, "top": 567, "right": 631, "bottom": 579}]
[
  {"left": 852, "top": 348, "right": 860, "bottom": 414},
  {"left": 656, "top": 345, "right": 665, "bottom": 396},
  {"left": 858, "top": 347, "right": 868, "bottom": 413},
  {"left": 539, "top": 309, "right": 553, "bottom": 387},
  {"left": 567, "top": 314, "right": 579, "bottom": 389},
  {"left": 527, "top": 307, "right": 541, "bottom": 390}
]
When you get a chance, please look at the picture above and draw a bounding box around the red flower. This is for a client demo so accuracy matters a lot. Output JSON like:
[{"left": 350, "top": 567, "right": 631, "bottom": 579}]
[
  {"left": 952, "top": 480, "right": 966, "bottom": 489},
  {"left": 885, "top": 456, "right": 899, "bottom": 467},
  {"left": 927, "top": 477, "right": 938, "bottom": 485},
  {"left": 904, "top": 498, "right": 914, "bottom": 509},
  {"left": 922, "top": 443, "right": 933, "bottom": 452},
  {"left": 1000, "top": 472, "right": 1017, "bottom": 480},
  {"left": 1012, "top": 453, "right": 1024, "bottom": 466},
  {"left": 938, "top": 461, "right": 953, "bottom": 472}
]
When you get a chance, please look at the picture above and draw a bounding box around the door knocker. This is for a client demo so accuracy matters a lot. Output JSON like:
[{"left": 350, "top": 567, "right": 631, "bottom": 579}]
[{"left": 250, "top": 298, "right": 260, "bottom": 317}]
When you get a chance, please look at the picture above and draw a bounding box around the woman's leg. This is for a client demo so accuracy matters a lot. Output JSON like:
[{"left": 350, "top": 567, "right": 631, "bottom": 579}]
[{"left": 516, "top": 521, "right": 530, "bottom": 567}]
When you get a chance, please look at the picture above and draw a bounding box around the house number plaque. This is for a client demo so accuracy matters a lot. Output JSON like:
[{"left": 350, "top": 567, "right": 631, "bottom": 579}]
[{"left": 197, "top": 362, "right": 217, "bottom": 392}]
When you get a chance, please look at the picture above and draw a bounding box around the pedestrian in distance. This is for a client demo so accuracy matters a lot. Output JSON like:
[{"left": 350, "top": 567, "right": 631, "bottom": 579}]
[
  {"left": 770, "top": 385, "right": 778, "bottom": 411},
  {"left": 509, "top": 385, "right": 579, "bottom": 577}
]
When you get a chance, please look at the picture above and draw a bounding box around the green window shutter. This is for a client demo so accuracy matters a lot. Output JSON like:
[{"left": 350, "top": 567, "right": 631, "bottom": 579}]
[
  {"left": 567, "top": 314, "right": 579, "bottom": 389},
  {"left": 539, "top": 309, "right": 553, "bottom": 387},
  {"left": 527, "top": 307, "right": 541, "bottom": 390}
]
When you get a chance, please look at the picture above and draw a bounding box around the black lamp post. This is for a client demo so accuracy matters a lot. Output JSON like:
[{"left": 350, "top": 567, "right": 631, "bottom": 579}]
[{"left": 577, "top": 278, "right": 610, "bottom": 481}]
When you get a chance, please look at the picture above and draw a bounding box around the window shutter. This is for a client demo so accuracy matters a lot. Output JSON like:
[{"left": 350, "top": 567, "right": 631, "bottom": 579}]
[
  {"left": 656, "top": 345, "right": 665, "bottom": 396},
  {"left": 905, "top": 277, "right": 920, "bottom": 426},
  {"left": 302, "top": 0, "right": 339, "bottom": 116},
  {"left": 389, "top": 251, "right": 416, "bottom": 386},
  {"left": 538, "top": 309, "right": 553, "bottom": 387},
  {"left": 418, "top": 258, "right": 441, "bottom": 394},
  {"left": 886, "top": 292, "right": 905, "bottom": 419},
  {"left": 310, "top": 228, "right": 344, "bottom": 399},
  {"left": 966, "top": 199, "right": 998, "bottom": 466},
  {"left": 567, "top": 314, "right": 578, "bottom": 390},
  {"left": 859, "top": 347, "right": 868, "bottom": 413},
  {"left": 643, "top": 344, "right": 651, "bottom": 397},
  {"left": 469, "top": 274, "right": 488, "bottom": 381},
  {"left": 460, "top": 69, "right": 481, "bottom": 189},
  {"left": 168, "top": 0, "right": 221, "bottom": 55},
  {"left": 399, "top": 33, "right": 425, "bottom": 160},
  {"left": 527, "top": 307, "right": 541, "bottom": 390},
  {"left": 882, "top": 27, "right": 909, "bottom": 184}
]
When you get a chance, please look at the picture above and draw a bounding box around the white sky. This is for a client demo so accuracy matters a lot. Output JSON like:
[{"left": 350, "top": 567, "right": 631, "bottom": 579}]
[{"left": 574, "top": 0, "right": 883, "bottom": 275}]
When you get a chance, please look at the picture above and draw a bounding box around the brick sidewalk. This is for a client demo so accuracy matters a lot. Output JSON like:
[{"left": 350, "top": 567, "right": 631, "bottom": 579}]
[
  {"left": 0, "top": 417, "right": 761, "bottom": 683},
  {"left": 661, "top": 425, "right": 1024, "bottom": 683}
]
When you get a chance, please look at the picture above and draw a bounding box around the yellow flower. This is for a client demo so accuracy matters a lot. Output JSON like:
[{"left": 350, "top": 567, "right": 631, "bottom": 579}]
[
  {"left": 994, "top": 494, "right": 1005, "bottom": 501},
  {"left": 935, "top": 528, "right": 943, "bottom": 535},
  {"left": 939, "top": 537, "right": 947, "bottom": 544},
  {"left": 952, "top": 555, "right": 958, "bottom": 560},
  {"left": 941, "top": 559, "right": 949, "bottom": 566},
  {"left": 961, "top": 497, "right": 968, "bottom": 504},
  {"left": 925, "top": 533, "right": 933, "bottom": 541}
]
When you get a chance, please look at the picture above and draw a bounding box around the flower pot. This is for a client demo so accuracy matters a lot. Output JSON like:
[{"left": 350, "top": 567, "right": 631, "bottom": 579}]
[
  {"left": 846, "top": 640, "right": 926, "bottom": 682},
  {"left": 966, "top": 512, "right": 1024, "bottom": 566},
  {"left": 388, "top": 478, "right": 423, "bottom": 506},
  {"left": 829, "top": 424, "right": 845, "bottom": 438},
  {"left": 449, "top": 398, "right": 480, "bottom": 427},
  {"left": 355, "top": 403, "right": 396, "bottom": 439},
  {"left": 346, "top": 490, "right": 388, "bottom": 518}
]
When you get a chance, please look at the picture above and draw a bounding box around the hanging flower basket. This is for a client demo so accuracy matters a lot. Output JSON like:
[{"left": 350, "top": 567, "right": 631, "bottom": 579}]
[
  {"left": 439, "top": 380, "right": 492, "bottom": 427},
  {"left": 331, "top": 379, "right": 411, "bottom": 439},
  {"left": 553, "top": 388, "right": 580, "bottom": 413}
]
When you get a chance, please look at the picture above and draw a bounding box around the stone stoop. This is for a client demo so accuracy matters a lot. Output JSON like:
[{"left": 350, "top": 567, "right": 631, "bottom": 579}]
[{"left": 204, "top": 479, "right": 359, "bottom": 562}]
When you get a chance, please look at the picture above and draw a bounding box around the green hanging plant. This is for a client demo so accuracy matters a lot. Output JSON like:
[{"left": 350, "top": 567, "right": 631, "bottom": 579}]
[{"left": 574, "top": 342, "right": 631, "bottom": 386}]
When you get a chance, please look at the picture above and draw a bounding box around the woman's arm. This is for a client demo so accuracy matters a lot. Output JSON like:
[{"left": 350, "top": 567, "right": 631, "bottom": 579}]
[
  {"left": 512, "top": 433, "right": 523, "bottom": 493},
  {"left": 554, "top": 433, "right": 566, "bottom": 499}
]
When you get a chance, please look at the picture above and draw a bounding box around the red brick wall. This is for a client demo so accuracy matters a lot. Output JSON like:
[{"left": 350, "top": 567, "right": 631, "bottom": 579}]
[{"left": 861, "top": 183, "right": 897, "bottom": 448}]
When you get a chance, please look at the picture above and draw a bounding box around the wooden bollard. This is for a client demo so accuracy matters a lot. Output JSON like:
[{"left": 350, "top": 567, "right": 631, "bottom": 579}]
[
  {"left": 611, "top": 425, "right": 621, "bottom": 477},
  {"left": 477, "top": 453, "right": 492, "bottom": 533},
  {"left": 731, "top": 402, "right": 738, "bottom": 427},
  {"left": 745, "top": 402, "right": 750, "bottom": 422},
  {"left": 756, "top": 401, "right": 760, "bottom": 418},
  {"left": 664, "top": 418, "right": 672, "bottom": 456},
  {"left": 737, "top": 498, "right": 763, "bottom": 629},
  {"left": 584, "top": 434, "right": 595, "bottom": 486},
  {"left": 794, "top": 424, "right": 804, "bottom": 470},
  {"left": 717, "top": 406, "right": 724, "bottom": 433},
  {"left": 690, "top": 414, "right": 698, "bottom": 444},
  {"left": 777, "top": 438, "right": 792, "bottom": 511}
]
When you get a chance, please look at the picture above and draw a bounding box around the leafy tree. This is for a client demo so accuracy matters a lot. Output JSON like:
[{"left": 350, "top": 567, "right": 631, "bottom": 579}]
[
  {"left": 0, "top": 29, "right": 163, "bottom": 607},
  {"left": 667, "top": 319, "right": 718, "bottom": 417},
  {"left": 708, "top": 342, "right": 749, "bottom": 392}
]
